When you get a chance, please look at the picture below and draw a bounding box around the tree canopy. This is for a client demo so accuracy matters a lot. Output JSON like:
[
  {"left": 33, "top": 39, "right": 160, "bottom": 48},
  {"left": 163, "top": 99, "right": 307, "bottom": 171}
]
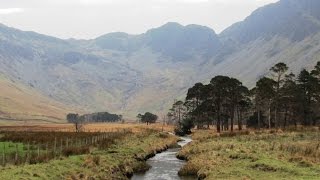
[
  {"left": 168, "top": 61, "right": 320, "bottom": 135},
  {"left": 138, "top": 112, "right": 158, "bottom": 125}
]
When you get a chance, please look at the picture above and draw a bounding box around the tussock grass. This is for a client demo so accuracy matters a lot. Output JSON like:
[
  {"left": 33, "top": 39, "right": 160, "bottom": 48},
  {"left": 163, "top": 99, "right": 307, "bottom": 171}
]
[
  {"left": 178, "top": 129, "right": 320, "bottom": 179},
  {"left": 0, "top": 123, "right": 175, "bottom": 132},
  {"left": 0, "top": 130, "right": 178, "bottom": 179}
]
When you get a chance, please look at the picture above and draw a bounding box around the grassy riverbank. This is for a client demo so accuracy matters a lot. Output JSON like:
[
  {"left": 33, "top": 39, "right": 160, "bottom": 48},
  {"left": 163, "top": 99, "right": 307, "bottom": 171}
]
[
  {"left": 0, "top": 129, "right": 178, "bottom": 179},
  {"left": 177, "top": 129, "right": 320, "bottom": 180}
]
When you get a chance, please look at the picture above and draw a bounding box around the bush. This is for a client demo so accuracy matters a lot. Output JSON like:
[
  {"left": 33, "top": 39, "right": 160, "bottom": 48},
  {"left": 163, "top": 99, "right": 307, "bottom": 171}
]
[
  {"left": 62, "top": 146, "right": 90, "bottom": 156},
  {"left": 174, "top": 126, "right": 185, "bottom": 136},
  {"left": 174, "top": 118, "right": 194, "bottom": 136}
]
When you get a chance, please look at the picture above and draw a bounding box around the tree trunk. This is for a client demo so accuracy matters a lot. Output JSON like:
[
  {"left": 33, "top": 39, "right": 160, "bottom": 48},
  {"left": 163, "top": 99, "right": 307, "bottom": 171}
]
[
  {"left": 217, "top": 107, "right": 221, "bottom": 133},
  {"left": 258, "top": 110, "right": 261, "bottom": 129},
  {"left": 275, "top": 75, "right": 280, "bottom": 129},
  {"left": 230, "top": 115, "right": 234, "bottom": 132},
  {"left": 178, "top": 108, "right": 181, "bottom": 124},
  {"left": 231, "top": 105, "right": 235, "bottom": 132},
  {"left": 292, "top": 110, "right": 297, "bottom": 128},
  {"left": 268, "top": 105, "right": 271, "bottom": 129},
  {"left": 207, "top": 114, "right": 210, "bottom": 129},
  {"left": 283, "top": 107, "right": 288, "bottom": 129},
  {"left": 239, "top": 111, "right": 243, "bottom": 131},
  {"left": 275, "top": 108, "right": 278, "bottom": 128},
  {"left": 237, "top": 107, "right": 242, "bottom": 131},
  {"left": 226, "top": 118, "right": 229, "bottom": 131}
]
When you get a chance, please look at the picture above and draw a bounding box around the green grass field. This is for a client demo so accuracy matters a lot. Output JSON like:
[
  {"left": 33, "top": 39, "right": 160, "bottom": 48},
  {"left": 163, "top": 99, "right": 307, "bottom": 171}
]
[
  {"left": 0, "top": 130, "right": 178, "bottom": 179},
  {"left": 0, "top": 142, "right": 25, "bottom": 155}
]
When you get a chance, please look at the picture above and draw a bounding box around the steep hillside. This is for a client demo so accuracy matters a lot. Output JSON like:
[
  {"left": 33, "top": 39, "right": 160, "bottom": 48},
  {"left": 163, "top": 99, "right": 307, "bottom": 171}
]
[
  {"left": 203, "top": 34, "right": 320, "bottom": 87},
  {"left": 0, "top": 74, "right": 74, "bottom": 124},
  {"left": 220, "top": 0, "right": 320, "bottom": 43},
  {"left": 0, "top": 22, "right": 219, "bottom": 118},
  {"left": 0, "top": 23, "right": 145, "bottom": 115},
  {"left": 204, "top": 0, "right": 320, "bottom": 86}
]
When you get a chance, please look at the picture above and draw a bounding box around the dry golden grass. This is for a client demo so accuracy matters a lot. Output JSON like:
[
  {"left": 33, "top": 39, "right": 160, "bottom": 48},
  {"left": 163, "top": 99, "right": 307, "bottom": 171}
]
[
  {"left": 0, "top": 75, "right": 77, "bottom": 124},
  {"left": 178, "top": 129, "right": 320, "bottom": 179},
  {"left": 0, "top": 123, "right": 175, "bottom": 132}
]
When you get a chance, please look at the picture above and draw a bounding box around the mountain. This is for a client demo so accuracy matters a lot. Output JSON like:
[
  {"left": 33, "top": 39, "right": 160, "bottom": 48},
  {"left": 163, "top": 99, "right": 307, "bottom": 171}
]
[
  {"left": 206, "top": 0, "right": 320, "bottom": 85},
  {"left": 93, "top": 22, "right": 220, "bottom": 61},
  {"left": 0, "top": 22, "right": 219, "bottom": 121},
  {"left": 143, "top": 22, "right": 220, "bottom": 61},
  {"left": 0, "top": 74, "right": 73, "bottom": 124},
  {"left": 220, "top": 0, "right": 320, "bottom": 43},
  {"left": 0, "top": 0, "right": 320, "bottom": 123}
]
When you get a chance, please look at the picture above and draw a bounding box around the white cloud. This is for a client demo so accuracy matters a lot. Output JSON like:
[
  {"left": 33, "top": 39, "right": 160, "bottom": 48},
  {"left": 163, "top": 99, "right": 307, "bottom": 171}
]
[{"left": 0, "top": 8, "right": 23, "bottom": 15}]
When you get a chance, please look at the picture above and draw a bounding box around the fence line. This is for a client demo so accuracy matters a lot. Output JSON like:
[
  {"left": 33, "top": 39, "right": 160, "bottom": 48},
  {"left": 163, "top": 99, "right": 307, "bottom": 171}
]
[{"left": 0, "top": 130, "right": 130, "bottom": 167}]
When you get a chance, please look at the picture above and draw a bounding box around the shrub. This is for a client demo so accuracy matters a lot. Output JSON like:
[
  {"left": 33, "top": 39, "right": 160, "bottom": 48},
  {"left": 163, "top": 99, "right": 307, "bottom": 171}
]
[
  {"left": 62, "top": 146, "right": 90, "bottom": 156},
  {"left": 174, "top": 118, "right": 194, "bottom": 136}
]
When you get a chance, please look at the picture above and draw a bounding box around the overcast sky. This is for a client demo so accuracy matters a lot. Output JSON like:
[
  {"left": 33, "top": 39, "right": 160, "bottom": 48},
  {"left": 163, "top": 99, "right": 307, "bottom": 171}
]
[{"left": 0, "top": 0, "right": 279, "bottom": 39}]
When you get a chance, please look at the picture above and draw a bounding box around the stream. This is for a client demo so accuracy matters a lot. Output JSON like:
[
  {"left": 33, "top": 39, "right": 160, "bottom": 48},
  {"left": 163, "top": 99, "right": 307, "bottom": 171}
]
[{"left": 132, "top": 136, "right": 195, "bottom": 180}]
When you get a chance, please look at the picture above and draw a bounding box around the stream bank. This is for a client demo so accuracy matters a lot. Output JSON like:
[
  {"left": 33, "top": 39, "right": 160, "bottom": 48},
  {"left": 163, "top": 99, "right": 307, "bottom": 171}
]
[{"left": 131, "top": 136, "right": 195, "bottom": 180}]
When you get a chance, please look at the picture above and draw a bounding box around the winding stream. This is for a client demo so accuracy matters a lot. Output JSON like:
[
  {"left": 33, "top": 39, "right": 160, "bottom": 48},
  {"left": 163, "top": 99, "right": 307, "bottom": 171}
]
[{"left": 132, "top": 136, "right": 195, "bottom": 180}]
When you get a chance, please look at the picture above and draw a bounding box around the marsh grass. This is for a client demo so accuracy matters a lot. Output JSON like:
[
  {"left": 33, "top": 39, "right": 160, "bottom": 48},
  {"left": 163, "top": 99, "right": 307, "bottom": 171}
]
[
  {"left": 178, "top": 129, "right": 320, "bottom": 179},
  {"left": 0, "top": 130, "right": 178, "bottom": 179},
  {"left": 0, "top": 130, "right": 131, "bottom": 166}
]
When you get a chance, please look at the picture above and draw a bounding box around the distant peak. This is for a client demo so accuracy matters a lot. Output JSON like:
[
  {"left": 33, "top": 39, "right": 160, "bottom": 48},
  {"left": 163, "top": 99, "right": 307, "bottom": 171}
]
[
  {"left": 162, "top": 22, "right": 183, "bottom": 27},
  {"left": 155, "top": 22, "right": 184, "bottom": 30},
  {"left": 159, "top": 22, "right": 212, "bottom": 30},
  {"left": 95, "top": 32, "right": 130, "bottom": 40},
  {"left": 148, "top": 22, "right": 215, "bottom": 34}
]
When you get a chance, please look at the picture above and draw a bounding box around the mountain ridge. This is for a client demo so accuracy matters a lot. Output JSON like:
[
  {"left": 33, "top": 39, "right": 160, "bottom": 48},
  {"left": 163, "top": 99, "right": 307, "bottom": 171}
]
[{"left": 0, "top": 0, "right": 320, "bottom": 122}]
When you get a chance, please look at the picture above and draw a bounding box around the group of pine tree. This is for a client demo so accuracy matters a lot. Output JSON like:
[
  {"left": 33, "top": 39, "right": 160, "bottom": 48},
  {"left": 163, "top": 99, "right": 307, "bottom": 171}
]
[
  {"left": 67, "top": 112, "right": 122, "bottom": 123},
  {"left": 168, "top": 62, "right": 320, "bottom": 135}
]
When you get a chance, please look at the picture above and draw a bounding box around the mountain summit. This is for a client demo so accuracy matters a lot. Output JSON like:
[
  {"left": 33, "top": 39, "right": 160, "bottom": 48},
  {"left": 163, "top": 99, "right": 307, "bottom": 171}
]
[
  {"left": 221, "top": 0, "right": 320, "bottom": 43},
  {"left": 93, "top": 22, "right": 220, "bottom": 61}
]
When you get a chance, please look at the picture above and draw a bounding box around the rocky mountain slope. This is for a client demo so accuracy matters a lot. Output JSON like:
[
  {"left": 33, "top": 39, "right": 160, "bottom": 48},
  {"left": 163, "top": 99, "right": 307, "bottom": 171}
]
[
  {"left": 0, "top": 0, "right": 320, "bottom": 122},
  {"left": 207, "top": 0, "right": 320, "bottom": 85}
]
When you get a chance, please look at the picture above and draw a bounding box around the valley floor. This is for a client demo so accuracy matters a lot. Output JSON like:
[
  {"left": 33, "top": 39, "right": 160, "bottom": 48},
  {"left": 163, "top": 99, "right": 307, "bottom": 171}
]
[
  {"left": 0, "top": 129, "right": 178, "bottom": 179},
  {"left": 177, "top": 129, "right": 320, "bottom": 180}
]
